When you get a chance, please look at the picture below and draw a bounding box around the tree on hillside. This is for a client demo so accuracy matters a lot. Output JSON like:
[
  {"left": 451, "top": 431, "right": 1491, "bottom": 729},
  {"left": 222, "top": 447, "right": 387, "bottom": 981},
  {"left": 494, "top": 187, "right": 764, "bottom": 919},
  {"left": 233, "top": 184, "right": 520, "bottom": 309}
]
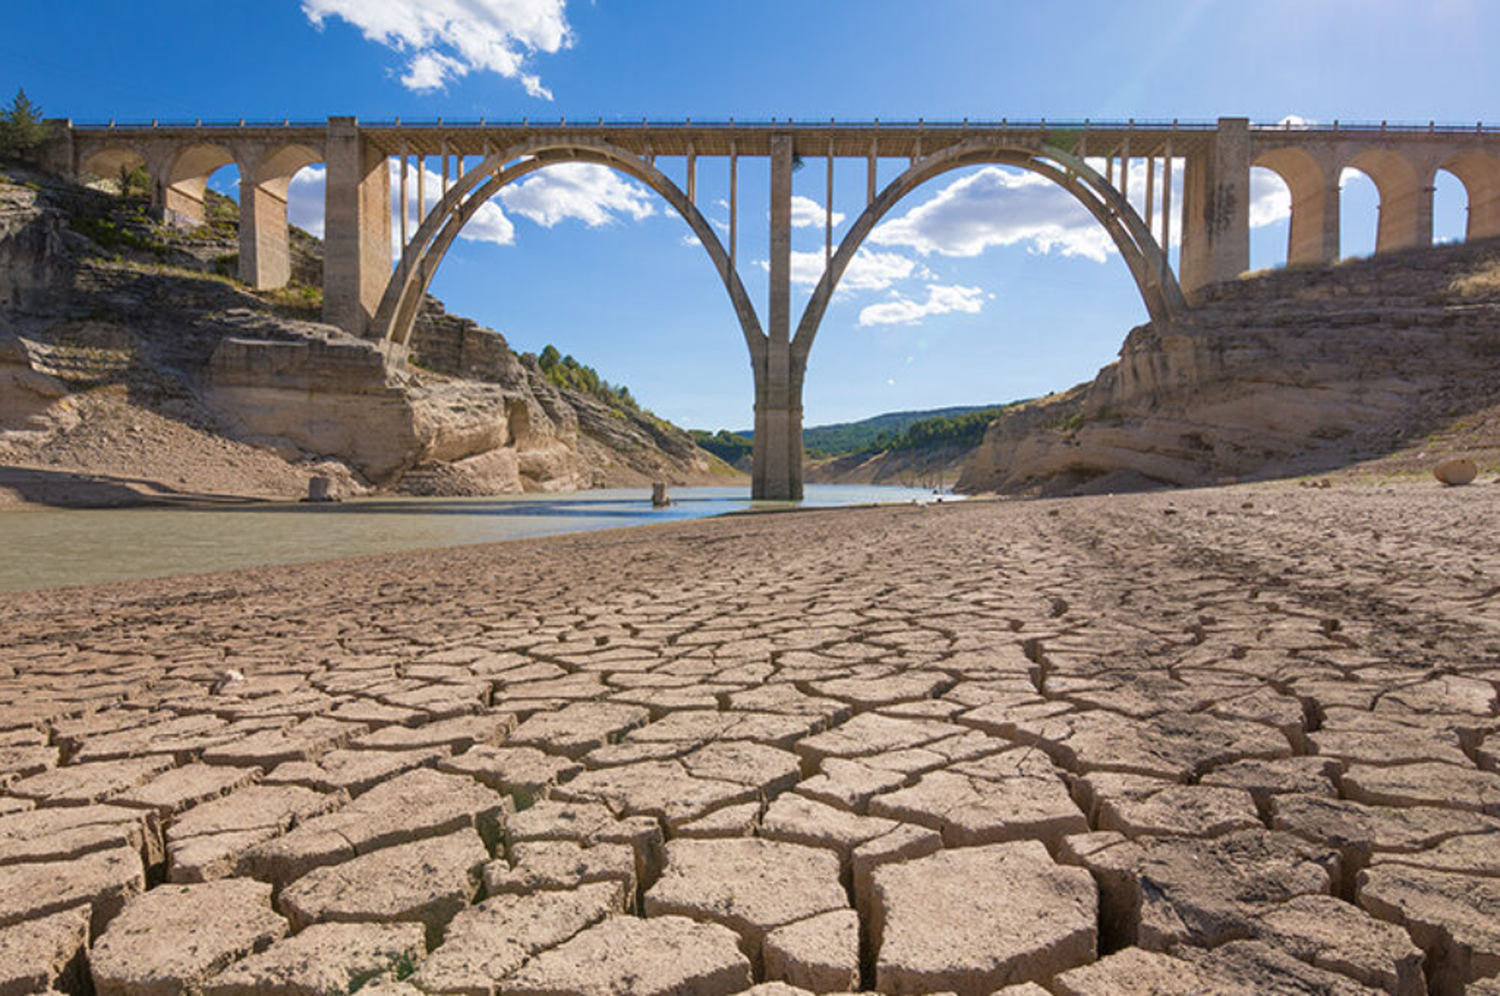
[{"left": 0, "top": 89, "right": 53, "bottom": 161}]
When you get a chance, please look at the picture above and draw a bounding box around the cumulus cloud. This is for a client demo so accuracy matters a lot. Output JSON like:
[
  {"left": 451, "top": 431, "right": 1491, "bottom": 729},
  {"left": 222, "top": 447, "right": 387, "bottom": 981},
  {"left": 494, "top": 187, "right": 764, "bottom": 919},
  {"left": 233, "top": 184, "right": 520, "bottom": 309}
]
[
  {"left": 790, "top": 195, "right": 846, "bottom": 229},
  {"left": 500, "top": 163, "right": 656, "bottom": 227},
  {"left": 756, "top": 248, "right": 929, "bottom": 293},
  {"left": 858, "top": 284, "right": 986, "bottom": 327},
  {"left": 1248, "top": 168, "right": 1292, "bottom": 228},
  {"left": 301, "top": 0, "right": 571, "bottom": 97},
  {"left": 870, "top": 166, "right": 1115, "bottom": 263}
]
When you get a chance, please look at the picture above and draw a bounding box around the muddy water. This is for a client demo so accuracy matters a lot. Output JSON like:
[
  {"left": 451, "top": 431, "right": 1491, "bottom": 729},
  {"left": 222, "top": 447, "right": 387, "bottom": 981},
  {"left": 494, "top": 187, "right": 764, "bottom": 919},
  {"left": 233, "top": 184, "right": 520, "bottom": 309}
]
[{"left": 0, "top": 485, "right": 957, "bottom": 593}]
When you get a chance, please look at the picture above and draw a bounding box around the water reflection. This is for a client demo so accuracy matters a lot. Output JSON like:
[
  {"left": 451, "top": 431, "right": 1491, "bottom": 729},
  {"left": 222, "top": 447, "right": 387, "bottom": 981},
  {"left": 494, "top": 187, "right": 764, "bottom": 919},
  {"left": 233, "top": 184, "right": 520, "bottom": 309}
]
[{"left": 0, "top": 485, "right": 956, "bottom": 593}]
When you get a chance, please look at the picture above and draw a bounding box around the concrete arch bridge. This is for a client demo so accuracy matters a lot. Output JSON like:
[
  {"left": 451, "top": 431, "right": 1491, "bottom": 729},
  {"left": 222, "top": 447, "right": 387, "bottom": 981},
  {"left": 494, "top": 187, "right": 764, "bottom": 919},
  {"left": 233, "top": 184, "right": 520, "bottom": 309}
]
[{"left": 58, "top": 116, "right": 1500, "bottom": 498}]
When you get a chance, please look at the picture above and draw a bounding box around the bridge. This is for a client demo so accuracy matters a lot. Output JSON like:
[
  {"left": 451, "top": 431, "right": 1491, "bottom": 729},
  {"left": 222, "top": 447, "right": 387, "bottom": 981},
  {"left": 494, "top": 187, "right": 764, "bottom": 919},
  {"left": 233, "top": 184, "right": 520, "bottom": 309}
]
[{"left": 52, "top": 117, "right": 1500, "bottom": 499}]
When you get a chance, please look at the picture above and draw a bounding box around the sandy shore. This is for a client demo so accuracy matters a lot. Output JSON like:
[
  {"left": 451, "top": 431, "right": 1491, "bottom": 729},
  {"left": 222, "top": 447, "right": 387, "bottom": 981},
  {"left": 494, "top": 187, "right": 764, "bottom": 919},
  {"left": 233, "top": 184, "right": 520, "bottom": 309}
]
[{"left": 2, "top": 483, "right": 1498, "bottom": 994}]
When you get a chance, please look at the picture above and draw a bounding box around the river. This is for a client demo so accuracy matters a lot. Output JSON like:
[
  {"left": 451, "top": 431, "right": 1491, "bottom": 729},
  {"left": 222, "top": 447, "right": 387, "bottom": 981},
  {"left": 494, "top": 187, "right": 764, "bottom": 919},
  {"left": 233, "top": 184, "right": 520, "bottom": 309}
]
[{"left": 0, "top": 485, "right": 959, "bottom": 593}]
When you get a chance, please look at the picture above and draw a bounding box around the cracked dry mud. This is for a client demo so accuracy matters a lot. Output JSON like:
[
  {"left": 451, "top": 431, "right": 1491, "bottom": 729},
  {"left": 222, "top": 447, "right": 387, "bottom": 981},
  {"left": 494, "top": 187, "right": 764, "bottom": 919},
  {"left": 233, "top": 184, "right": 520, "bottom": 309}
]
[{"left": 2, "top": 484, "right": 1499, "bottom": 996}]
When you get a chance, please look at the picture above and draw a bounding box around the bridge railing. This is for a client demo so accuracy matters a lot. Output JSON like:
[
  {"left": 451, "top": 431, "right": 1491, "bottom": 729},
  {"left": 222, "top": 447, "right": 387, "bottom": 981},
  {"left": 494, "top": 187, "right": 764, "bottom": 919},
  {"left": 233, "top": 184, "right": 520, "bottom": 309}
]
[{"left": 68, "top": 117, "right": 1499, "bottom": 134}]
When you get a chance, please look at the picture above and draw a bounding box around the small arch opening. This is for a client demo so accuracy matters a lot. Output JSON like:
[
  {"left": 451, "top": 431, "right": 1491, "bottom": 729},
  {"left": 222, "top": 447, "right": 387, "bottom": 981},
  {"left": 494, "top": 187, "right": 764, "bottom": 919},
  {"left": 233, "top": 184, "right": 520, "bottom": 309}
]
[{"left": 1339, "top": 166, "right": 1380, "bottom": 261}]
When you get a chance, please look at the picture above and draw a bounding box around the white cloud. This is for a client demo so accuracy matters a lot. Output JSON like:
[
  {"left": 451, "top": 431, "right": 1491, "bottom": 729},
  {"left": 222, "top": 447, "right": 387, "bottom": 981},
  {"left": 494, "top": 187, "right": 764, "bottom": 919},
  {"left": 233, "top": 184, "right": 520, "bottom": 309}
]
[
  {"left": 870, "top": 166, "right": 1115, "bottom": 263},
  {"left": 287, "top": 166, "right": 328, "bottom": 238},
  {"left": 1248, "top": 168, "right": 1292, "bottom": 228},
  {"left": 500, "top": 163, "right": 656, "bottom": 228},
  {"left": 681, "top": 234, "right": 702, "bottom": 247},
  {"left": 755, "top": 248, "right": 930, "bottom": 293},
  {"left": 858, "top": 284, "right": 986, "bottom": 327},
  {"left": 301, "top": 0, "right": 570, "bottom": 97},
  {"left": 790, "top": 195, "right": 846, "bottom": 229}
]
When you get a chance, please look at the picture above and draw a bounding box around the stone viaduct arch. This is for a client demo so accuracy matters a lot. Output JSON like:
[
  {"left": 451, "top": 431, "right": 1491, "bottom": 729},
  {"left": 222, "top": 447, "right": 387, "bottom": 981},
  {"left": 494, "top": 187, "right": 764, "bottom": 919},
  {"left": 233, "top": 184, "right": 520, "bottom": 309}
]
[
  {"left": 56, "top": 116, "right": 1500, "bottom": 498},
  {"left": 72, "top": 130, "right": 326, "bottom": 292}
]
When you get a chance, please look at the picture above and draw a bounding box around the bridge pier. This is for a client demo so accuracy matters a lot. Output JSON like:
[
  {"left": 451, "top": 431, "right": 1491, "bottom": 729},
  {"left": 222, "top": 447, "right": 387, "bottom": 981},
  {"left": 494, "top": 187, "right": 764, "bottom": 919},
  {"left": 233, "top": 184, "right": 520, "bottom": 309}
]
[
  {"left": 752, "top": 133, "right": 806, "bottom": 501},
  {"left": 238, "top": 180, "right": 291, "bottom": 290},
  {"left": 1180, "top": 118, "right": 1251, "bottom": 302},
  {"left": 323, "top": 117, "right": 391, "bottom": 337}
]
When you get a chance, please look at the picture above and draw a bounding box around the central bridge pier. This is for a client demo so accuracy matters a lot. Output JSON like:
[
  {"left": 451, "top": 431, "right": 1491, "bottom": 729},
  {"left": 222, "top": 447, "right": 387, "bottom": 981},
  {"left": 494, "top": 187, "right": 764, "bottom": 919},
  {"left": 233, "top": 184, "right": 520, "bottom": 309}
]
[{"left": 60, "top": 116, "right": 1500, "bottom": 498}]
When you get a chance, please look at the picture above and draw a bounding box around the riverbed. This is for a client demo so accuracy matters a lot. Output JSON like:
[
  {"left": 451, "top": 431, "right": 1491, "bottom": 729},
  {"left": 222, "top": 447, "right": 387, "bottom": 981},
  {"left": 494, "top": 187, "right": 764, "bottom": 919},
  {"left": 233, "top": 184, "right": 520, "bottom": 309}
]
[{"left": 0, "top": 484, "right": 956, "bottom": 593}]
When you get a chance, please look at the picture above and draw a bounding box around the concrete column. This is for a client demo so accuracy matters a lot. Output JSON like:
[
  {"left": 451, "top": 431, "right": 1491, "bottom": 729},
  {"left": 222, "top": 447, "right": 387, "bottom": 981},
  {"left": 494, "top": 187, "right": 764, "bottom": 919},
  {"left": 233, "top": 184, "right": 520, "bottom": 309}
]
[
  {"left": 1287, "top": 178, "right": 1339, "bottom": 265},
  {"left": 1377, "top": 174, "right": 1432, "bottom": 252},
  {"left": 868, "top": 137, "right": 877, "bottom": 205},
  {"left": 323, "top": 117, "right": 392, "bottom": 336},
  {"left": 1470, "top": 177, "right": 1500, "bottom": 240},
  {"left": 729, "top": 142, "right": 738, "bottom": 267},
  {"left": 238, "top": 179, "right": 291, "bottom": 289},
  {"left": 686, "top": 142, "right": 696, "bottom": 205},
  {"left": 752, "top": 133, "right": 804, "bottom": 501},
  {"left": 1179, "top": 117, "right": 1250, "bottom": 301},
  {"left": 1161, "top": 145, "right": 1173, "bottom": 256}
]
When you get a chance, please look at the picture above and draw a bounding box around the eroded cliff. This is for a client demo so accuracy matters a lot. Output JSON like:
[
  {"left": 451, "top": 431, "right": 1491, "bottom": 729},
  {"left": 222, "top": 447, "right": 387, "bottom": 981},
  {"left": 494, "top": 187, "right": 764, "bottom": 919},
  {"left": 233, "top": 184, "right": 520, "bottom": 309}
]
[{"left": 959, "top": 239, "right": 1500, "bottom": 494}]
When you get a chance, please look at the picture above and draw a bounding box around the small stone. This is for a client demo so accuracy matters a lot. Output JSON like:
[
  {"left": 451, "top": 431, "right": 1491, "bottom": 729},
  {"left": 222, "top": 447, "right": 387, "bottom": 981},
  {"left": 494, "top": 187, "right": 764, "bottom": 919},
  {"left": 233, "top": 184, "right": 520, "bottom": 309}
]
[
  {"left": 763, "top": 908, "right": 860, "bottom": 993},
  {"left": 200, "top": 921, "right": 425, "bottom": 996},
  {"left": 1434, "top": 458, "right": 1477, "bottom": 486},
  {"left": 89, "top": 878, "right": 287, "bottom": 996},
  {"left": 872, "top": 840, "right": 1097, "bottom": 994}
]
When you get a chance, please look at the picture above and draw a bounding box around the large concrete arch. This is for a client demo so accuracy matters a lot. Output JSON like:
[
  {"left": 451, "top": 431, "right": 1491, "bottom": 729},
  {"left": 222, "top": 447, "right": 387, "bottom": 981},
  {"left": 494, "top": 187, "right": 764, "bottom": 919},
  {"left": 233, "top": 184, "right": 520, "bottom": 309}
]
[
  {"left": 1343, "top": 149, "right": 1427, "bottom": 253},
  {"left": 1253, "top": 146, "right": 1339, "bottom": 265},
  {"left": 791, "top": 140, "right": 1185, "bottom": 367},
  {"left": 372, "top": 138, "right": 766, "bottom": 364},
  {"left": 1439, "top": 150, "right": 1500, "bottom": 240},
  {"left": 78, "top": 144, "right": 149, "bottom": 189}
]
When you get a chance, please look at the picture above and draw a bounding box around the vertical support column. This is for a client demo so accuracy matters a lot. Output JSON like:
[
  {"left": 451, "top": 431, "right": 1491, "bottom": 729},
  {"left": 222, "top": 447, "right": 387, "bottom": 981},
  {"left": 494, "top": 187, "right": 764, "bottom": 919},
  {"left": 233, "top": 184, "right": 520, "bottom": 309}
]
[
  {"left": 323, "top": 116, "right": 392, "bottom": 337},
  {"left": 1145, "top": 155, "right": 1156, "bottom": 232},
  {"left": 1179, "top": 117, "right": 1251, "bottom": 302},
  {"left": 1376, "top": 172, "right": 1434, "bottom": 252},
  {"left": 826, "top": 137, "right": 835, "bottom": 266},
  {"left": 1161, "top": 142, "right": 1174, "bottom": 257},
  {"left": 441, "top": 136, "right": 449, "bottom": 196},
  {"left": 238, "top": 173, "right": 293, "bottom": 290},
  {"left": 753, "top": 133, "right": 803, "bottom": 501},
  {"left": 399, "top": 146, "right": 409, "bottom": 247},
  {"left": 686, "top": 141, "right": 696, "bottom": 205},
  {"left": 868, "top": 136, "right": 878, "bottom": 205},
  {"left": 1120, "top": 138, "right": 1131, "bottom": 204},
  {"left": 417, "top": 154, "right": 426, "bottom": 222},
  {"left": 729, "top": 141, "right": 738, "bottom": 267}
]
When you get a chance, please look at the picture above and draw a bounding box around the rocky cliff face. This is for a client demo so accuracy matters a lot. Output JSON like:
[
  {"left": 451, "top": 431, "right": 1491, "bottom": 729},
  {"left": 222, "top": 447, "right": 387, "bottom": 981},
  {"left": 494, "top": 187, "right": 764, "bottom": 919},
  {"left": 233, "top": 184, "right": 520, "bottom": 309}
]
[
  {"left": 959, "top": 238, "right": 1500, "bottom": 495},
  {"left": 0, "top": 164, "right": 730, "bottom": 504}
]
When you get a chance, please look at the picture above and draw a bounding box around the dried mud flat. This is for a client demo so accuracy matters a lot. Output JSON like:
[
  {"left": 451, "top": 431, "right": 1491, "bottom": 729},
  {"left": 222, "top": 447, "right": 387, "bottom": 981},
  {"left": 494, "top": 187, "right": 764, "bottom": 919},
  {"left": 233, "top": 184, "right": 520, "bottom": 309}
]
[{"left": 1, "top": 484, "right": 1498, "bottom": 996}]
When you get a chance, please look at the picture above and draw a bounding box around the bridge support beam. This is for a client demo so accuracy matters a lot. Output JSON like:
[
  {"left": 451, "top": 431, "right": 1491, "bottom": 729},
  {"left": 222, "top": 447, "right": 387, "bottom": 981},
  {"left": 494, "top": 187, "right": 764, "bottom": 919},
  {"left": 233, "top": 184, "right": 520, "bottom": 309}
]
[
  {"left": 752, "top": 133, "right": 805, "bottom": 501},
  {"left": 1180, "top": 118, "right": 1250, "bottom": 302},
  {"left": 323, "top": 116, "right": 391, "bottom": 336}
]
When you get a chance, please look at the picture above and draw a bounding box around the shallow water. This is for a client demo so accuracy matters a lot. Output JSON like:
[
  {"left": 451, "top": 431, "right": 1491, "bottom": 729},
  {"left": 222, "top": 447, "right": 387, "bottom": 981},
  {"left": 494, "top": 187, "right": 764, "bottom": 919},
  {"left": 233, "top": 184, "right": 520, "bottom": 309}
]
[{"left": 0, "top": 484, "right": 958, "bottom": 593}]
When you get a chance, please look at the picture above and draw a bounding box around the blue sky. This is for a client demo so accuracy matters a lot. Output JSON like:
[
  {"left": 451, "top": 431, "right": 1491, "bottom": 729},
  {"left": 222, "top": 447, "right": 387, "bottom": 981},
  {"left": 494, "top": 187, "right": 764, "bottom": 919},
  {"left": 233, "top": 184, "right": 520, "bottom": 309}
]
[{"left": 3, "top": 1, "right": 1496, "bottom": 430}]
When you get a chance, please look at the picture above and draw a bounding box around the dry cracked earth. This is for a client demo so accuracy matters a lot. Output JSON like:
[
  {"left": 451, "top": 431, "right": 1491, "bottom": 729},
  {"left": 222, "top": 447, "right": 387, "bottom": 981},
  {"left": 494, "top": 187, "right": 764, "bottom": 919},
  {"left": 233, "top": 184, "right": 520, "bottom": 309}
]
[{"left": 1, "top": 485, "right": 1499, "bottom": 996}]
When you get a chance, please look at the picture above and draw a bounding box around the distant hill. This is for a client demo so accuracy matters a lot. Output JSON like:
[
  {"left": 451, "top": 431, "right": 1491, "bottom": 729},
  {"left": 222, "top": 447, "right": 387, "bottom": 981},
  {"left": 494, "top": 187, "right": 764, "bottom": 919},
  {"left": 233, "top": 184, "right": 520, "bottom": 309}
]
[{"left": 700, "top": 403, "right": 1015, "bottom": 460}]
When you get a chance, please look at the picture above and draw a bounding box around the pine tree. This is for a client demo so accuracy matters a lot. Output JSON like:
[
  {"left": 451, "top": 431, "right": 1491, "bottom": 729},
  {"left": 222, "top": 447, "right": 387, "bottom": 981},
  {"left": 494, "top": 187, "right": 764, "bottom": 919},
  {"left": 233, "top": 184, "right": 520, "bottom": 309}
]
[{"left": 0, "top": 89, "right": 52, "bottom": 160}]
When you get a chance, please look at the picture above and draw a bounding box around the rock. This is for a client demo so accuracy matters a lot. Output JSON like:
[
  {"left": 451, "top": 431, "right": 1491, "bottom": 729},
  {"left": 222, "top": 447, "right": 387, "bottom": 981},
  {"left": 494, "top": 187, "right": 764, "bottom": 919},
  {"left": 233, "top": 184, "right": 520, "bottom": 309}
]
[
  {"left": 483, "top": 840, "right": 635, "bottom": 904},
  {"left": 762, "top": 908, "right": 860, "bottom": 993},
  {"left": 1076, "top": 771, "right": 1262, "bottom": 838},
  {"left": 7, "top": 757, "right": 175, "bottom": 807},
  {"left": 1180, "top": 939, "right": 1389, "bottom": 995},
  {"left": 0, "top": 804, "right": 160, "bottom": 868},
  {"left": 437, "top": 744, "right": 581, "bottom": 809},
  {"left": 199, "top": 921, "right": 425, "bottom": 996},
  {"left": 508, "top": 702, "right": 651, "bottom": 760},
  {"left": 237, "top": 768, "right": 503, "bottom": 886},
  {"left": 644, "top": 838, "right": 847, "bottom": 968},
  {"left": 1051, "top": 945, "right": 1237, "bottom": 996},
  {"left": 1247, "top": 894, "right": 1427, "bottom": 996},
  {"left": 868, "top": 749, "right": 1086, "bottom": 849},
  {"left": 760, "top": 794, "right": 898, "bottom": 869},
  {"left": 1433, "top": 458, "right": 1477, "bottom": 486},
  {"left": 166, "top": 785, "right": 344, "bottom": 883},
  {"left": 1342, "top": 761, "right": 1500, "bottom": 816},
  {"left": 0, "top": 907, "right": 90, "bottom": 996},
  {"left": 850, "top": 823, "right": 944, "bottom": 923},
  {"left": 552, "top": 760, "right": 757, "bottom": 830},
  {"left": 262, "top": 747, "right": 445, "bottom": 796},
  {"left": 277, "top": 829, "right": 487, "bottom": 945},
  {"left": 0, "top": 844, "right": 144, "bottom": 935},
  {"left": 412, "top": 883, "right": 618, "bottom": 996},
  {"left": 89, "top": 878, "right": 287, "bottom": 996},
  {"left": 500, "top": 915, "right": 753, "bottom": 996},
  {"left": 115, "top": 763, "right": 261, "bottom": 815},
  {"left": 1359, "top": 863, "right": 1500, "bottom": 994},
  {"left": 871, "top": 840, "right": 1096, "bottom": 995}
]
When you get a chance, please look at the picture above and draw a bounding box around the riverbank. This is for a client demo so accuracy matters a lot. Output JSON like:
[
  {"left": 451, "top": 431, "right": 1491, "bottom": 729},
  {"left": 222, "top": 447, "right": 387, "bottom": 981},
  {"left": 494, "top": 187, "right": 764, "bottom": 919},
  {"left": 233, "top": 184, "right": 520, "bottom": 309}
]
[{"left": 2, "top": 481, "right": 1497, "bottom": 994}]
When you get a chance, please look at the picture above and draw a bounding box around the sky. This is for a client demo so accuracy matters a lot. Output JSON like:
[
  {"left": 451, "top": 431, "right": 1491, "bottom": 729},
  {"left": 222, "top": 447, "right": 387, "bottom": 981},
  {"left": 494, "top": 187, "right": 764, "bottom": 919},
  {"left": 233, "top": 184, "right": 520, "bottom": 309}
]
[{"left": 3, "top": 1, "right": 1497, "bottom": 431}]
